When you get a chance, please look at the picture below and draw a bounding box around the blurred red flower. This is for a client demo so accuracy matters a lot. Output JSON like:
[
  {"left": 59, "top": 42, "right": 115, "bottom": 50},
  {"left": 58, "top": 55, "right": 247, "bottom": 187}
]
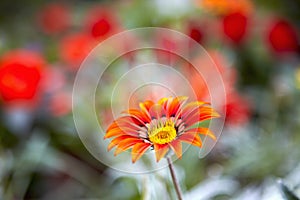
[
  {"left": 225, "top": 92, "right": 250, "bottom": 125},
  {"left": 267, "top": 19, "right": 299, "bottom": 53},
  {"left": 188, "top": 24, "right": 204, "bottom": 44},
  {"left": 37, "top": 3, "right": 70, "bottom": 35},
  {"left": 60, "top": 33, "right": 95, "bottom": 69},
  {"left": 188, "top": 51, "right": 251, "bottom": 126},
  {"left": 0, "top": 50, "right": 44, "bottom": 102},
  {"left": 85, "top": 7, "right": 119, "bottom": 40},
  {"left": 222, "top": 12, "right": 248, "bottom": 44}
]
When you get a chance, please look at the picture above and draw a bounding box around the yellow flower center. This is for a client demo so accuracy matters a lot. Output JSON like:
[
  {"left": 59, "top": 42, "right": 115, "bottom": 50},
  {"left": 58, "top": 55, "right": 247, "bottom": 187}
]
[{"left": 148, "top": 120, "right": 177, "bottom": 144}]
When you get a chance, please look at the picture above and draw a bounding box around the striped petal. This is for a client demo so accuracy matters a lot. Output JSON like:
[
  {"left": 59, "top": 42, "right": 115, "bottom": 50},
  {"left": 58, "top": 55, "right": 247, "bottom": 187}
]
[
  {"left": 149, "top": 104, "right": 166, "bottom": 119},
  {"left": 105, "top": 128, "right": 127, "bottom": 139},
  {"left": 181, "top": 101, "right": 208, "bottom": 118},
  {"left": 139, "top": 100, "right": 155, "bottom": 111},
  {"left": 107, "top": 116, "right": 143, "bottom": 131},
  {"left": 169, "top": 139, "right": 182, "bottom": 159},
  {"left": 105, "top": 126, "right": 140, "bottom": 139},
  {"left": 158, "top": 97, "right": 169, "bottom": 110},
  {"left": 131, "top": 142, "right": 152, "bottom": 163},
  {"left": 178, "top": 133, "right": 202, "bottom": 147},
  {"left": 114, "top": 138, "right": 144, "bottom": 156},
  {"left": 183, "top": 106, "right": 220, "bottom": 128},
  {"left": 108, "top": 135, "right": 137, "bottom": 151},
  {"left": 168, "top": 96, "right": 188, "bottom": 118},
  {"left": 184, "top": 127, "right": 217, "bottom": 140},
  {"left": 154, "top": 144, "right": 169, "bottom": 162},
  {"left": 123, "top": 109, "right": 151, "bottom": 123}
]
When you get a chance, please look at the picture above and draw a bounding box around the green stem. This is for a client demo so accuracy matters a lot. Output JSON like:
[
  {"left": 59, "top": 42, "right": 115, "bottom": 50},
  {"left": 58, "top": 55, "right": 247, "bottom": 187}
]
[{"left": 167, "top": 157, "right": 183, "bottom": 200}]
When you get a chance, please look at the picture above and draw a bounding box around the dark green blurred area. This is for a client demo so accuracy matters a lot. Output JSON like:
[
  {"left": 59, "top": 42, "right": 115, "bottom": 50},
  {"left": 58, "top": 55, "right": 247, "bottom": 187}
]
[{"left": 0, "top": 0, "right": 300, "bottom": 199}]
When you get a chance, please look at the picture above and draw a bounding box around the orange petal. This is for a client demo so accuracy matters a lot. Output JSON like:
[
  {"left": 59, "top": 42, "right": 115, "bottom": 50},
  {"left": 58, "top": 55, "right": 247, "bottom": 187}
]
[
  {"left": 154, "top": 144, "right": 169, "bottom": 162},
  {"left": 131, "top": 142, "right": 152, "bottom": 163},
  {"left": 181, "top": 101, "right": 208, "bottom": 118},
  {"left": 199, "top": 106, "right": 220, "bottom": 120},
  {"left": 114, "top": 138, "right": 144, "bottom": 156},
  {"left": 107, "top": 135, "right": 136, "bottom": 151},
  {"left": 184, "top": 127, "right": 217, "bottom": 140},
  {"left": 157, "top": 97, "right": 169, "bottom": 109},
  {"left": 179, "top": 133, "right": 202, "bottom": 147},
  {"left": 105, "top": 128, "right": 127, "bottom": 139},
  {"left": 169, "top": 139, "right": 182, "bottom": 159},
  {"left": 139, "top": 100, "right": 155, "bottom": 111},
  {"left": 168, "top": 96, "right": 188, "bottom": 117},
  {"left": 148, "top": 104, "right": 165, "bottom": 119},
  {"left": 123, "top": 109, "right": 151, "bottom": 123},
  {"left": 183, "top": 106, "right": 220, "bottom": 127},
  {"left": 105, "top": 124, "right": 141, "bottom": 139},
  {"left": 158, "top": 97, "right": 169, "bottom": 104},
  {"left": 107, "top": 116, "right": 142, "bottom": 131}
]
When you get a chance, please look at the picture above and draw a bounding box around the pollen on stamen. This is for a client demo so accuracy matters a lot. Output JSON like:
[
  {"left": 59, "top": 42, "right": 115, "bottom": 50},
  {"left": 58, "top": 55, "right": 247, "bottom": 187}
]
[{"left": 148, "top": 119, "right": 177, "bottom": 144}]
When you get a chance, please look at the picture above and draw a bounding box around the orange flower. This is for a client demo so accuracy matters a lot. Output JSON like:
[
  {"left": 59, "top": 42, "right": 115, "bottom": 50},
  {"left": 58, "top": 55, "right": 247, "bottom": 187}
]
[
  {"left": 197, "top": 0, "right": 253, "bottom": 15},
  {"left": 104, "top": 96, "right": 220, "bottom": 163}
]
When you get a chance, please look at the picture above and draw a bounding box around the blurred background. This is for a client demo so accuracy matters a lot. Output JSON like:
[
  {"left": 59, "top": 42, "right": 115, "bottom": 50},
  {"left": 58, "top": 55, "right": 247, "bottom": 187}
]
[{"left": 0, "top": 0, "right": 300, "bottom": 199}]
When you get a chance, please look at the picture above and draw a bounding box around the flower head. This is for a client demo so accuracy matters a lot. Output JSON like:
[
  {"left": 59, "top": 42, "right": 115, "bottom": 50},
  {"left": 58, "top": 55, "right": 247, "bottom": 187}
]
[
  {"left": 60, "top": 33, "right": 95, "bottom": 68},
  {"left": 85, "top": 7, "right": 119, "bottom": 41},
  {"left": 197, "top": 0, "right": 253, "bottom": 16},
  {"left": 0, "top": 50, "right": 44, "bottom": 101},
  {"left": 225, "top": 92, "right": 250, "bottom": 125},
  {"left": 105, "top": 96, "right": 220, "bottom": 163},
  {"left": 187, "top": 51, "right": 251, "bottom": 126},
  {"left": 267, "top": 19, "right": 299, "bottom": 53},
  {"left": 222, "top": 12, "right": 248, "bottom": 44}
]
